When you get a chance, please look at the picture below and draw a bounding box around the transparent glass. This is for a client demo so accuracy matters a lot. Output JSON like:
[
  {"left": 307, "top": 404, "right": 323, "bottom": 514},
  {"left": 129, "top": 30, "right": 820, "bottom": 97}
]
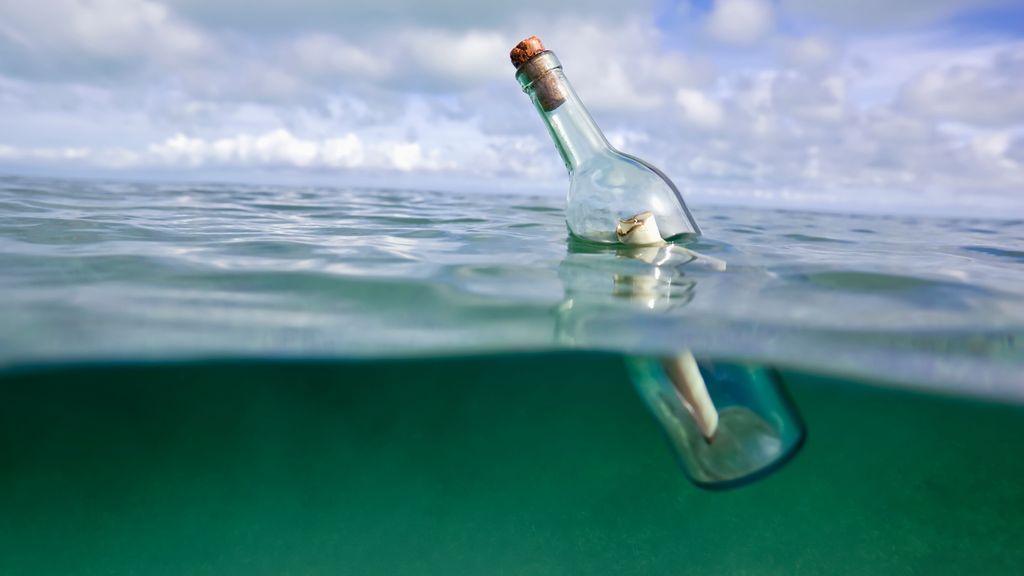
[
  {"left": 555, "top": 240, "right": 803, "bottom": 489},
  {"left": 627, "top": 357, "right": 805, "bottom": 489},
  {"left": 517, "top": 58, "right": 700, "bottom": 244}
]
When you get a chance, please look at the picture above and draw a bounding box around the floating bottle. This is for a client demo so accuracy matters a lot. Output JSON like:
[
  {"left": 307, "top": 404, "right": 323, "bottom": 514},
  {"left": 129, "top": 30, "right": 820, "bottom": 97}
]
[
  {"left": 517, "top": 37, "right": 803, "bottom": 487},
  {"left": 511, "top": 36, "right": 701, "bottom": 244}
]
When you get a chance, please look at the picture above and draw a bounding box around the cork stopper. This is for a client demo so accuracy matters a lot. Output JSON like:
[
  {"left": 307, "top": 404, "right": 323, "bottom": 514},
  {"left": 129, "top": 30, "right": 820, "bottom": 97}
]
[
  {"left": 510, "top": 36, "right": 566, "bottom": 112},
  {"left": 510, "top": 36, "right": 546, "bottom": 68}
]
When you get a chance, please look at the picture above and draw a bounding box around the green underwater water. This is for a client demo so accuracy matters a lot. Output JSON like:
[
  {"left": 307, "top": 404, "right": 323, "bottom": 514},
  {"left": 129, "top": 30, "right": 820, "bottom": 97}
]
[
  {"left": 1, "top": 353, "right": 1022, "bottom": 575},
  {"left": 1, "top": 175, "right": 1023, "bottom": 572}
]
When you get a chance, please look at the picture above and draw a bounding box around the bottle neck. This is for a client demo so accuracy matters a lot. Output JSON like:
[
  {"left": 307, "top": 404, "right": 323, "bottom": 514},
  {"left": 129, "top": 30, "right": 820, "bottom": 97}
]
[{"left": 516, "top": 53, "right": 611, "bottom": 174}]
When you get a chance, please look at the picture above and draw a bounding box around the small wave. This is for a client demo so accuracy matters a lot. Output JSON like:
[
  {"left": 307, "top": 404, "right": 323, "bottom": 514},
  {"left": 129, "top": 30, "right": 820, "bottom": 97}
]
[
  {"left": 782, "top": 233, "right": 853, "bottom": 244},
  {"left": 791, "top": 270, "right": 970, "bottom": 292},
  {"left": 963, "top": 245, "right": 1024, "bottom": 263}
]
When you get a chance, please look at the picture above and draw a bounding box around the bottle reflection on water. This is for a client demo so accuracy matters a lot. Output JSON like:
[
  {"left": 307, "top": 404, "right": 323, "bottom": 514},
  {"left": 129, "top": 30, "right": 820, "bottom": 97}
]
[
  {"left": 556, "top": 241, "right": 804, "bottom": 489},
  {"left": 554, "top": 241, "right": 698, "bottom": 346}
]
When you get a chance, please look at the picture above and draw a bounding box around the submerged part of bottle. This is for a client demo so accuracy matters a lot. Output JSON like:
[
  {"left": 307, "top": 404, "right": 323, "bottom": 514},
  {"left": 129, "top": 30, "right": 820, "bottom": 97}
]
[
  {"left": 511, "top": 36, "right": 701, "bottom": 244},
  {"left": 626, "top": 357, "right": 805, "bottom": 489}
]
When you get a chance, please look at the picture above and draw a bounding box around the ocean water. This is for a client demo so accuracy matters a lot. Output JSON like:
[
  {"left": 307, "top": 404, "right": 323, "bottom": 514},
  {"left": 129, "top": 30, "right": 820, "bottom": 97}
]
[
  {"left": 1, "top": 175, "right": 1021, "bottom": 399},
  {"left": 2, "top": 355, "right": 1023, "bottom": 574},
  {"left": 2, "top": 174, "right": 1024, "bottom": 574}
]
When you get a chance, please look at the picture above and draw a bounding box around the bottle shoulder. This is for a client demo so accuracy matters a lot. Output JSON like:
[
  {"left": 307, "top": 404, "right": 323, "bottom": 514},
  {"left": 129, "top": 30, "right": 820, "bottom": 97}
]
[
  {"left": 566, "top": 149, "right": 701, "bottom": 240},
  {"left": 571, "top": 150, "right": 667, "bottom": 189}
]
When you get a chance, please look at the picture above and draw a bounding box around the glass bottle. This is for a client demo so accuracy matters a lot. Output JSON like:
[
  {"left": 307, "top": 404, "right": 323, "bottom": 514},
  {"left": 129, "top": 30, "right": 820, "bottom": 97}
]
[{"left": 511, "top": 36, "right": 701, "bottom": 244}]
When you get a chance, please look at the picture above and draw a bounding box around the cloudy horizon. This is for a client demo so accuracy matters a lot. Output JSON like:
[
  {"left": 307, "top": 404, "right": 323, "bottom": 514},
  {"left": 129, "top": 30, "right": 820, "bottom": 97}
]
[{"left": 1, "top": 0, "right": 1023, "bottom": 215}]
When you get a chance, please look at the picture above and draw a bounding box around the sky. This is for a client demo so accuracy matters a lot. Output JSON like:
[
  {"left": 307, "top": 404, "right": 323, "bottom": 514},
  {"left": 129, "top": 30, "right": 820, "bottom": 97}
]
[{"left": 1, "top": 0, "right": 1023, "bottom": 214}]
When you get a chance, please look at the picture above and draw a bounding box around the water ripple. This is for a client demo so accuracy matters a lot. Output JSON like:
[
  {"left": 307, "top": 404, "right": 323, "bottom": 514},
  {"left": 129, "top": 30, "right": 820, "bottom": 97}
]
[
  {"left": 0, "top": 175, "right": 1022, "bottom": 396},
  {"left": 963, "top": 245, "right": 1024, "bottom": 262}
]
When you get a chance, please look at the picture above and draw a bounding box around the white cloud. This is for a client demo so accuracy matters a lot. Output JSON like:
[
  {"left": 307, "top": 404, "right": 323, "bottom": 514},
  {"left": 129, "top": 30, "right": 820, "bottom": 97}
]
[
  {"left": 896, "top": 45, "right": 1024, "bottom": 126},
  {"left": 0, "top": 0, "right": 208, "bottom": 75},
  {"left": 0, "top": 125, "right": 557, "bottom": 178},
  {"left": 163, "top": 0, "right": 642, "bottom": 35},
  {"left": 781, "top": 0, "right": 1010, "bottom": 30},
  {"left": 66, "top": 0, "right": 205, "bottom": 59},
  {"left": 321, "top": 134, "right": 366, "bottom": 167},
  {"left": 779, "top": 36, "right": 839, "bottom": 70},
  {"left": 773, "top": 73, "right": 847, "bottom": 123},
  {"left": 971, "top": 132, "right": 1012, "bottom": 159},
  {"left": 541, "top": 19, "right": 712, "bottom": 112},
  {"left": 705, "top": 0, "right": 775, "bottom": 45},
  {"left": 144, "top": 130, "right": 445, "bottom": 171},
  {"left": 284, "top": 28, "right": 511, "bottom": 90},
  {"left": 674, "top": 89, "right": 724, "bottom": 129},
  {"left": 0, "top": 0, "right": 1022, "bottom": 211},
  {"left": 151, "top": 131, "right": 318, "bottom": 168},
  {"left": 0, "top": 144, "right": 91, "bottom": 161},
  {"left": 290, "top": 34, "right": 390, "bottom": 80},
  {"left": 1007, "top": 136, "right": 1024, "bottom": 165},
  {"left": 606, "top": 130, "right": 649, "bottom": 151},
  {"left": 404, "top": 29, "right": 509, "bottom": 87}
]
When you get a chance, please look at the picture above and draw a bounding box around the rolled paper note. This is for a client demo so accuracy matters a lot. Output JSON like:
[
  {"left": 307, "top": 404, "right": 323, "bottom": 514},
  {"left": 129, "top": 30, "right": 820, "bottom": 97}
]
[
  {"left": 618, "top": 211, "right": 728, "bottom": 271},
  {"left": 661, "top": 351, "right": 720, "bottom": 441},
  {"left": 616, "top": 211, "right": 665, "bottom": 246}
]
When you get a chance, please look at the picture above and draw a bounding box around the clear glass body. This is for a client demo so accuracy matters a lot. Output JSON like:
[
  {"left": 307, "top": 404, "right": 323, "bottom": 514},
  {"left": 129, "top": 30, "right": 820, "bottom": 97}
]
[
  {"left": 517, "top": 55, "right": 701, "bottom": 244},
  {"left": 627, "top": 357, "right": 805, "bottom": 489}
]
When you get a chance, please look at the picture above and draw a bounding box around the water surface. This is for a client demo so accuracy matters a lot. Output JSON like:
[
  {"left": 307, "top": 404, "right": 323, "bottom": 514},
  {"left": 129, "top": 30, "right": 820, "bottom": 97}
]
[{"left": 1, "top": 175, "right": 1022, "bottom": 399}]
